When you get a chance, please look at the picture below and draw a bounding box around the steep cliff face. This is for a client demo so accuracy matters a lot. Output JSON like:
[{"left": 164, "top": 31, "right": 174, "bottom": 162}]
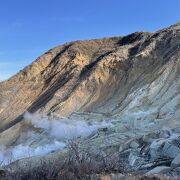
[{"left": 0, "top": 23, "right": 180, "bottom": 133}]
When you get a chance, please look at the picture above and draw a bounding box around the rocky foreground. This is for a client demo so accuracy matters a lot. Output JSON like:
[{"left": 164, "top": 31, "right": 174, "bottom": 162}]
[{"left": 0, "top": 23, "right": 180, "bottom": 179}]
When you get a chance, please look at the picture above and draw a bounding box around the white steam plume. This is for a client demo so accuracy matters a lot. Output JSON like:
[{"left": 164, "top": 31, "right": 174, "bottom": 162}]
[
  {"left": 0, "top": 112, "right": 112, "bottom": 165},
  {"left": 0, "top": 141, "right": 65, "bottom": 165},
  {"left": 24, "top": 112, "right": 112, "bottom": 139}
]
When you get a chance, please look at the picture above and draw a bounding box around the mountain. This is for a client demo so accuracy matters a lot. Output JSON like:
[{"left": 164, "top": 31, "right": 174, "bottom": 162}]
[
  {"left": 1, "top": 23, "right": 179, "bottom": 131},
  {"left": 0, "top": 23, "right": 180, "bottom": 179}
]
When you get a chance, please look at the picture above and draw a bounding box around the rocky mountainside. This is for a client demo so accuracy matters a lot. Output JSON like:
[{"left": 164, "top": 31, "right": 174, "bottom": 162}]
[
  {"left": 0, "top": 23, "right": 180, "bottom": 178},
  {"left": 1, "top": 23, "right": 179, "bottom": 132}
]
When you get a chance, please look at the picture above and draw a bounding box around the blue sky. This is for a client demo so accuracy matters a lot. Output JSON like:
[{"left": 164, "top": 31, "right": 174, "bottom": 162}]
[{"left": 0, "top": 0, "right": 180, "bottom": 81}]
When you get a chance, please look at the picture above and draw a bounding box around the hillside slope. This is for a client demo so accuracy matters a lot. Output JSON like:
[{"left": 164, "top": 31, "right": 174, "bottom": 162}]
[
  {"left": 0, "top": 23, "right": 180, "bottom": 178},
  {"left": 0, "top": 23, "right": 179, "bottom": 133}
]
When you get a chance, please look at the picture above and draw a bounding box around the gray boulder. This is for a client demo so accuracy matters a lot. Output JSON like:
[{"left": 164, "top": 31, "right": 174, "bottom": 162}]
[
  {"left": 149, "top": 139, "right": 180, "bottom": 160},
  {"left": 162, "top": 142, "right": 180, "bottom": 158},
  {"left": 130, "top": 141, "right": 139, "bottom": 149},
  {"left": 171, "top": 153, "right": 180, "bottom": 168},
  {"left": 149, "top": 139, "right": 166, "bottom": 159},
  {"left": 146, "top": 166, "right": 171, "bottom": 175}
]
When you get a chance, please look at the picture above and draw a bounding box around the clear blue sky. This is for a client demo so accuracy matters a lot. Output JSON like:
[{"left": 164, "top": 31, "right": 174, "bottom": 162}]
[{"left": 0, "top": 0, "right": 180, "bottom": 81}]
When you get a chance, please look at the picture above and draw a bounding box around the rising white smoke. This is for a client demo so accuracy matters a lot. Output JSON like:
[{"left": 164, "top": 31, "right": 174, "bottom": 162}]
[
  {"left": 24, "top": 112, "right": 112, "bottom": 139},
  {"left": 0, "top": 141, "right": 65, "bottom": 165},
  {"left": 0, "top": 112, "right": 112, "bottom": 165}
]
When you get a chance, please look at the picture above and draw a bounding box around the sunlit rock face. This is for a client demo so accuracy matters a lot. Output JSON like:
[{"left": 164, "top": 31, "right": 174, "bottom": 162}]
[
  {"left": 0, "top": 23, "right": 179, "bottom": 169},
  {"left": 0, "top": 23, "right": 179, "bottom": 133}
]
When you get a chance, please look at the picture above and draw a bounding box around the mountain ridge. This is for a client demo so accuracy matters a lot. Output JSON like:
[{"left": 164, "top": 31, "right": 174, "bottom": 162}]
[{"left": 0, "top": 23, "right": 180, "bottom": 133}]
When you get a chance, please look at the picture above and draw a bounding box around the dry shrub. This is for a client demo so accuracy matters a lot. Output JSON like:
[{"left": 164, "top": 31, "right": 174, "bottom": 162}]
[{"left": 2, "top": 141, "right": 129, "bottom": 180}]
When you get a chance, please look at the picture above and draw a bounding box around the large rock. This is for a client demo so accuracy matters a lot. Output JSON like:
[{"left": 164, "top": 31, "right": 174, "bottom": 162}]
[
  {"left": 119, "top": 139, "right": 139, "bottom": 152},
  {"left": 128, "top": 150, "right": 144, "bottom": 167},
  {"left": 146, "top": 166, "right": 171, "bottom": 175},
  {"left": 171, "top": 153, "right": 180, "bottom": 168},
  {"left": 149, "top": 139, "right": 166, "bottom": 159},
  {"left": 149, "top": 139, "right": 180, "bottom": 160},
  {"left": 162, "top": 142, "right": 180, "bottom": 159}
]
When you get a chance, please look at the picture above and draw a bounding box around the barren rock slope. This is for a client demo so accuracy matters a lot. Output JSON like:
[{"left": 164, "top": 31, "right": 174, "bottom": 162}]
[{"left": 0, "top": 23, "right": 180, "bottom": 133}]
